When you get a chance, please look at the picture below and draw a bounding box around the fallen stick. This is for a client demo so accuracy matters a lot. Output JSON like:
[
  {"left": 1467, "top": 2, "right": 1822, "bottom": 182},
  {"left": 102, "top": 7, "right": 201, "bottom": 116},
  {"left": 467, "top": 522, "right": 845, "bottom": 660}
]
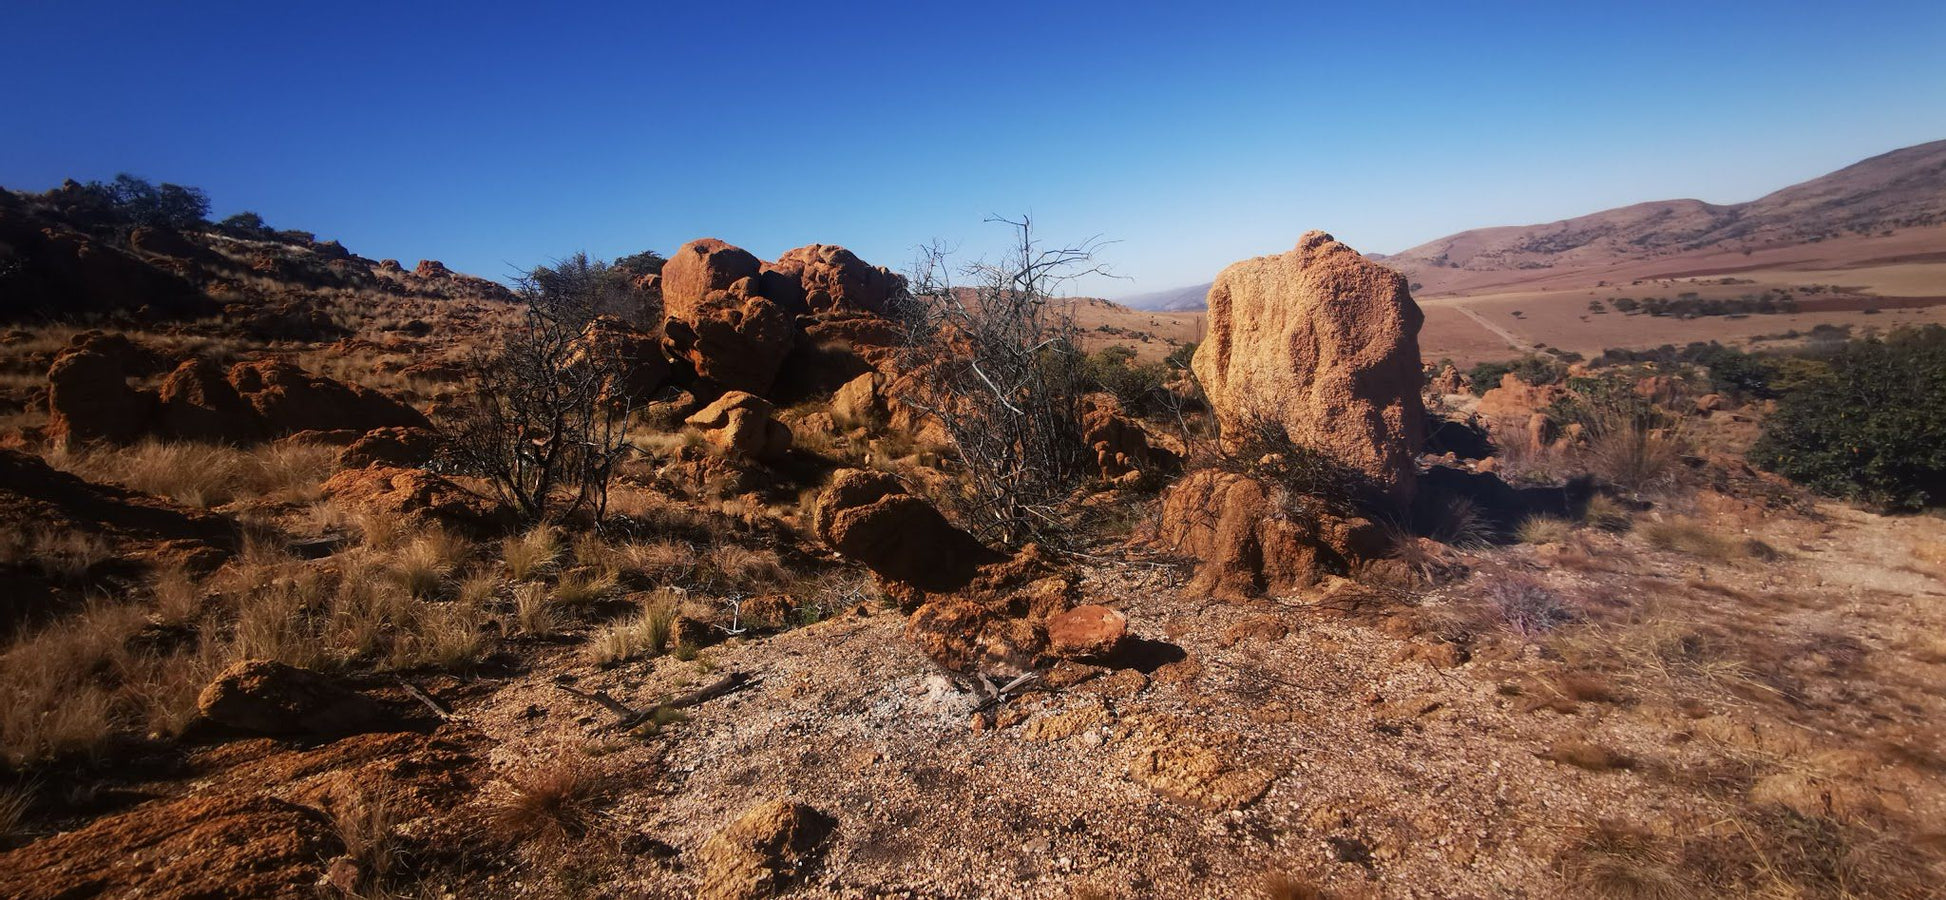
[
  {"left": 554, "top": 672, "right": 756, "bottom": 731},
  {"left": 399, "top": 678, "right": 453, "bottom": 720}
]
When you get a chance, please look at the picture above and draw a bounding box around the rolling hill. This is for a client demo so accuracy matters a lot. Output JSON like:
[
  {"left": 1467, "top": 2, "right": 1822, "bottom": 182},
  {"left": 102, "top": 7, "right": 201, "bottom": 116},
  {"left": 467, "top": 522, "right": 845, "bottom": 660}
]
[{"left": 1124, "top": 138, "right": 1946, "bottom": 309}]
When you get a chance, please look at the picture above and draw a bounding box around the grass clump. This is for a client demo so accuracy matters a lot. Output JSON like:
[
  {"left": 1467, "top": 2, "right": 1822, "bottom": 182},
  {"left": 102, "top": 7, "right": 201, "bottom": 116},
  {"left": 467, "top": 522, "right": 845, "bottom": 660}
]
[
  {"left": 1516, "top": 515, "right": 1574, "bottom": 544},
  {"left": 1639, "top": 518, "right": 1777, "bottom": 563},
  {"left": 501, "top": 525, "right": 562, "bottom": 581}
]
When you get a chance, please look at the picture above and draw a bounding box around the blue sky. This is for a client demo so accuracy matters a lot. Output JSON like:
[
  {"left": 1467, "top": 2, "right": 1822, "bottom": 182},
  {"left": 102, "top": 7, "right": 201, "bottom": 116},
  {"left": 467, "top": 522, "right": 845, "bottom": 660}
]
[{"left": 4, "top": 1, "right": 1942, "bottom": 297}]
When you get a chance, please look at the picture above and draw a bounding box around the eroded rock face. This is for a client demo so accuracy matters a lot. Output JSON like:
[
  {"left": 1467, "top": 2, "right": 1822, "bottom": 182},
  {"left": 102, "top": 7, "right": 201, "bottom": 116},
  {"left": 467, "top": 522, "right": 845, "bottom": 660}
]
[
  {"left": 337, "top": 426, "right": 439, "bottom": 469},
  {"left": 1475, "top": 373, "right": 1567, "bottom": 452},
  {"left": 1081, "top": 393, "right": 1181, "bottom": 482},
  {"left": 0, "top": 794, "right": 341, "bottom": 900},
  {"left": 686, "top": 391, "right": 792, "bottom": 462},
  {"left": 228, "top": 360, "right": 429, "bottom": 436},
  {"left": 156, "top": 357, "right": 262, "bottom": 443},
  {"left": 1193, "top": 231, "right": 1426, "bottom": 504},
  {"left": 766, "top": 244, "right": 904, "bottom": 316},
  {"left": 662, "top": 239, "right": 797, "bottom": 395},
  {"left": 697, "top": 800, "right": 837, "bottom": 900},
  {"left": 813, "top": 470, "right": 1001, "bottom": 594},
  {"left": 321, "top": 465, "right": 513, "bottom": 536},
  {"left": 44, "top": 332, "right": 158, "bottom": 444},
  {"left": 1155, "top": 469, "right": 1386, "bottom": 600},
  {"left": 197, "top": 659, "right": 395, "bottom": 737},
  {"left": 571, "top": 315, "right": 669, "bottom": 400}
]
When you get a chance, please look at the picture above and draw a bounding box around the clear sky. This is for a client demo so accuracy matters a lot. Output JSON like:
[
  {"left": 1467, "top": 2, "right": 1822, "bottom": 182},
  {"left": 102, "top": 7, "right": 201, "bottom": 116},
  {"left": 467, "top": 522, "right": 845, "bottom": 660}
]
[{"left": 5, "top": 1, "right": 1943, "bottom": 298}]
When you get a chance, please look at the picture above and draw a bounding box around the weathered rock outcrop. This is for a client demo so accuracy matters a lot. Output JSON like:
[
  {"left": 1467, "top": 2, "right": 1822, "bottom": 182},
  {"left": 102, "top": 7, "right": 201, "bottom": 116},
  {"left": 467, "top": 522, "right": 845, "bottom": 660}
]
[
  {"left": 813, "top": 470, "right": 1002, "bottom": 595},
  {"left": 572, "top": 315, "right": 670, "bottom": 400},
  {"left": 765, "top": 244, "right": 904, "bottom": 316},
  {"left": 321, "top": 465, "right": 512, "bottom": 536},
  {"left": 46, "top": 333, "right": 428, "bottom": 446},
  {"left": 0, "top": 793, "right": 342, "bottom": 900},
  {"left": 337, "top": 425, "right": 439, "bottom": 469},
  {"left": 686, "top": 391, "right": 792, "bottom": 462},
  {"left": 1080, "top": 393, "right": 1181, "bottom": 482},
  {"left": 697, "top": 799, "right": 837, "bottom": 900},
  {"left": 1192, "top": 231, "right": 1426, "bottom": 504},
  {"left": 661, "top": 239, "right": 797, "bottom": 395},
  {"left": 1155, "top": 469, "right": 1387, "bottom": 600},
  {"left": 1475, "top": 373, "right": 1568, "bottom": 452},
  {"left": 812, "top": 470, "right": 1124, "bottom": 671},
  {"left": 197, "top": 659, "right": 396, "bottom": 737}
]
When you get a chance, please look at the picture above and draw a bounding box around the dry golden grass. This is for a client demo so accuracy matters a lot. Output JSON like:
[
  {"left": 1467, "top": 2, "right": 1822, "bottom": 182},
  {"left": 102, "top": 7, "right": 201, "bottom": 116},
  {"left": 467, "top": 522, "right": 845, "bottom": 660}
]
[
  {"left": 0, "top": 780, "right": 32, "bottom": 842},
  {"left": 390, "top": 530, "right": 469, "bottom": 597},
  {"left": 587, "top": 595, "right": 677, "bottom": 666},
  {"left": 704, "top": 544, "right": 786, "bottom": 592},
  {"left": 612, "top": 540, "right": 697, "bottom": 585},
  {"left": 502, "top": 525, "right": 562, "bottom": 581},
  {"left": 327, "top": 785, "right": 400, "bottom": 888},
  {"left": 1516, "top": 515, "right": 1574, "bottom": 544},
  {"left": 1557, "top": 821, "right": 1686, "bottom": 900},
  {"left": 487, "top": 762, "right": 601, "bottom": 847},
  {"left": 512, "top": 582, "right": 557, "bottom": 637},
  {"left": 1581, "top": 494, "right": 1633, "bottom": 532},
  {"left": 43, "top": 440, "right": 337, "bottom": 508}
]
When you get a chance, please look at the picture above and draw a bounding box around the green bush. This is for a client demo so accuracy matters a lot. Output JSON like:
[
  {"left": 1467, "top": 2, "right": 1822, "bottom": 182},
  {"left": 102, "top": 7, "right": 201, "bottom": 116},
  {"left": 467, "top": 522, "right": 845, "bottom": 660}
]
[
  {"left": 1468, "top": 354, "right": 1566, "bottom": 391},
  {"left": 1080, "top": 345, "right": 1168, "bottom": 414},
  {"left": 1750, "top": 326, "right": 1946, "bottom": 510}
]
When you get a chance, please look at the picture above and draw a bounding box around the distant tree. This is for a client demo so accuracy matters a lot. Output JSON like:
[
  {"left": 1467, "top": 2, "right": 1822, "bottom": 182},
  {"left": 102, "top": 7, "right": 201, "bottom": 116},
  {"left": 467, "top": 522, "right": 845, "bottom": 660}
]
[
  {"left": 85, "top": 173, "right": 211, "bottom": 229},
  {"left": 611, "top": 250, "right": 667, "bottom": 279},
  {"left": 523, "top": 252, "right": 655, "bottom": 326},
  {"left": 217, "top": 211, "right": 272, "bottom": 238}
]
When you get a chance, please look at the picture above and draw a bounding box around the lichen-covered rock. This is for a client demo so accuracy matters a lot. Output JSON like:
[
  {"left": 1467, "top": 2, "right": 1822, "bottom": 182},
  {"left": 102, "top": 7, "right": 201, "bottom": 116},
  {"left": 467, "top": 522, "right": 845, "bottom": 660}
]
[
  {"left": 765, "top": 244, "right": 904, "bottom": 316},
  {"left": 697, "top": 799, "right": 836, "bottom": 900},
  {"left": 1193, "top": 231, "right": 1426, "bottom": 504},
  {"left": 1080, "top": 393, "right": 1180, "bottom": 481}
]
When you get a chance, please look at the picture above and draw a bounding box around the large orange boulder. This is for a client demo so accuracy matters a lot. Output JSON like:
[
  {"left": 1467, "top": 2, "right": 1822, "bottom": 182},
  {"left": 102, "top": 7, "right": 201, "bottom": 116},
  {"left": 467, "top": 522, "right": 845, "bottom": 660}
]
[
  {"left": 813, "top": 469, "right": 1001, "bottom": 594},
  {"left": 1155, "top": 469, "right": 1387, "bottom": 600},
  {"left": 1474, "top": 373, "right": 1567, "bottom": 452},
  {"left": 197, "top": 659, "right": 395, "bottom": 737},
  {"left": 685, "top": 391, "right": 792, "bottom": 462},
  {"left": 766, "top": 244, "right": 903, "bottom": 316},
  {"left": 156, "top": 357, "right": 261, "bottom": 444},
  {"left": 571, "top": 315, "right": 669, "bottom": 400},
  {"left": 227, "top": 360, "right": 430, "bottom": 436},
  {"left": 44, "top": 332, "right": 159, "bottom": 445},
  {"left": 1080, "top": 393, "right": 1181, "bottom": 481},
  {"left": 1192, "top": 231, "right": 1426, "bottom": 505},
  {"left": 661, "top": 239, "right": 796, "bottom": 395}
]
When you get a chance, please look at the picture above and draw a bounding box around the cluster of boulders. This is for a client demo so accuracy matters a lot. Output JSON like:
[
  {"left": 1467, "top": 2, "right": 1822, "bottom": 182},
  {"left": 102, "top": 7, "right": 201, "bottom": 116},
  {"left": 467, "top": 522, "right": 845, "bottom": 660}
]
[
  {"left": 44, "top": 331, "right": 428, "bottom": 446},
  {"left": 812, "top": 469, "right": 1127, "bottom": 672}
]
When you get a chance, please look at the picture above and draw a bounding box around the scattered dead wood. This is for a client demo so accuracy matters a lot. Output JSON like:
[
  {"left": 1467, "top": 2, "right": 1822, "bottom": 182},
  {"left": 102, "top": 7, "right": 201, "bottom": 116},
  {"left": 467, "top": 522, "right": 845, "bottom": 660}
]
[{"left": 554, "top": 672, "right": 756, "bottom": 731}]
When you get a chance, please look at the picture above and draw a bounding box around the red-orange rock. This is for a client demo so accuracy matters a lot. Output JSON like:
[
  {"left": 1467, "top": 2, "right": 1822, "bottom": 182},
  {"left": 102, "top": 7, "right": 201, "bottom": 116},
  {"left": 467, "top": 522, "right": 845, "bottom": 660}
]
[
  {"left": 321, "top": 465, "right": 512, "bottom": 536},
  {"left": 1046, "top": 604, "right": 1128, "bottom": 658},
  {"left": 44, "top": 332, "right": 157, "bottom": 444},
  {"left": 1080, "top": 393, "right": 1180, "bottom": 480},
  {"left": 812, "top": 469, "right": 1002, "bottom": 594},
  {"left": 0, "top": 794, "right": 341, "bottom": 900},
  {"left": 1155, "top": 469, "right": 1386, "bottom": 600},
  {"left": 662, "top": 240, "right": 796, "bottom": 395},
  {"left": 685, "top": 391, "right": 793, "bottom": 462},
  {"left": 1193, "top": 231, "right": 1426, "bottom": 504},
  {"left": 697, "top": 799, "right": 836, "bottom": 900},
  {"left": 227, "top": 359, "right": 429, "bottom": 436},
  {"left": 156, "top": 357, "right": 261, "bottom": 444},
  {"left": 197, "top": 659, "right": 396, "bottom": 737},
  {"left": 337, "top": 425, "right": 439, "bottom": 469},
  {"left": 766, "top": 244, "right": 904, "bottom": 316}
]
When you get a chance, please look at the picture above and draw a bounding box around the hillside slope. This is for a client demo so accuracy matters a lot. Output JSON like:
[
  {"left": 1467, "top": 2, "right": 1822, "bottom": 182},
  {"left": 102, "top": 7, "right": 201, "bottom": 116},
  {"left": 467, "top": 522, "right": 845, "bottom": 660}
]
[{"left": 1128, "top": 139, "right": 1946, "bottom": 309}]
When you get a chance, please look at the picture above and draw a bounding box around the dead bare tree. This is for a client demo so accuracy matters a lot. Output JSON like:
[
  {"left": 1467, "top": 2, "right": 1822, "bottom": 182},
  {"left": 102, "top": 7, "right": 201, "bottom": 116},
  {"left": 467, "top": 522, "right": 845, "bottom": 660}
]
[
  {"left": 440, "top": 261, "right": 638, "bottom": 524},
  {"left": 895, "top": 216, "right": 1112, "bottom": 546}
]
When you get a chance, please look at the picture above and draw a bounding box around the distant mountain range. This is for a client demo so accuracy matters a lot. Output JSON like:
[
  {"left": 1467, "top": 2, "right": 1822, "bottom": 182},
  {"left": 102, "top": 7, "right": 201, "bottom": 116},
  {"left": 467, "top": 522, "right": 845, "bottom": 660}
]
[{"left": 1120, "top": 138, "right": 1946, "bottom": 310}]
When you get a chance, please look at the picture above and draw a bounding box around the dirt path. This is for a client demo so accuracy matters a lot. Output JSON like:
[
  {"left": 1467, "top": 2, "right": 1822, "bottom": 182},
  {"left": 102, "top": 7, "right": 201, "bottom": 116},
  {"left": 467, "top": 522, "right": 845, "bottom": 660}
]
[{"left": 1449, "top": 300, "right": 1533, "bottom": 353}]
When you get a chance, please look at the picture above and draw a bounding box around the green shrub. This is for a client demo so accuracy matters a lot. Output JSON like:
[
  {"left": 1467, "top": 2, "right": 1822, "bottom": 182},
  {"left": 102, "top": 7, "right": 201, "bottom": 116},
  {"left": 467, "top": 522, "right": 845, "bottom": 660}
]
[
  {"left": 1749, "top": 326, "right": 1946, "bottom": 510},
  {"left": 1468, "top": 354, "right": 1566, "bottom": 391}
]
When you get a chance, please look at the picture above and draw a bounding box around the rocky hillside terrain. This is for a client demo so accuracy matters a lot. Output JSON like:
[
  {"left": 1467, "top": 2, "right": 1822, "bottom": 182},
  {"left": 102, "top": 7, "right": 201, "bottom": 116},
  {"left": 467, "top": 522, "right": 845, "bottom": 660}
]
[{"left": 0, "top": 183, "right": 1941, "bottom": 900}]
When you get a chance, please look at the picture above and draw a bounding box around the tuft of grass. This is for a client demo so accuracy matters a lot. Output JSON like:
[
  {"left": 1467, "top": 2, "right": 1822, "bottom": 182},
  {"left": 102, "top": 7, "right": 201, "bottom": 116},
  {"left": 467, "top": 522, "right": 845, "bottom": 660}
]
[
  {"left": 512, "top": 582, "right": 556, "bottom": 637},
  {"left": 1582, "top": 494, "right": 1633, "bottom": 532},
  {"left": 1516, "top": 515, "right": 1574, "bottom": 544},
  {"left": 0, "top": 781, "right": 32, "bottom": 844},
  {"left": 552, "top": 568, "right": 619, "bottom": 606},
  {"left": 586, "top": 599, "right": 677, "bottom": 667},
  {"left": 391, "top": 530, "right": 468, "bottom": 597},
  {"left": 487, "top": 763, "right": 600, "bottom": 846},
  {"left": 501, "top": 525, "right": 562, "bottom": 581},
  {"left": 1558, "top": 821, "right": 1686, "bottom": 900},
  {"left": 704, "top": 544, "right": 787, "bottom": 592},
  {"left": 1425, "top": 494, "right": 1496, "bottom": 548},
  {"left": 1482, "top": 574, "right": 1575, "bottom": 636},
  {"left": 328, "top": 786, "right": 400, "bottom": 889}
]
